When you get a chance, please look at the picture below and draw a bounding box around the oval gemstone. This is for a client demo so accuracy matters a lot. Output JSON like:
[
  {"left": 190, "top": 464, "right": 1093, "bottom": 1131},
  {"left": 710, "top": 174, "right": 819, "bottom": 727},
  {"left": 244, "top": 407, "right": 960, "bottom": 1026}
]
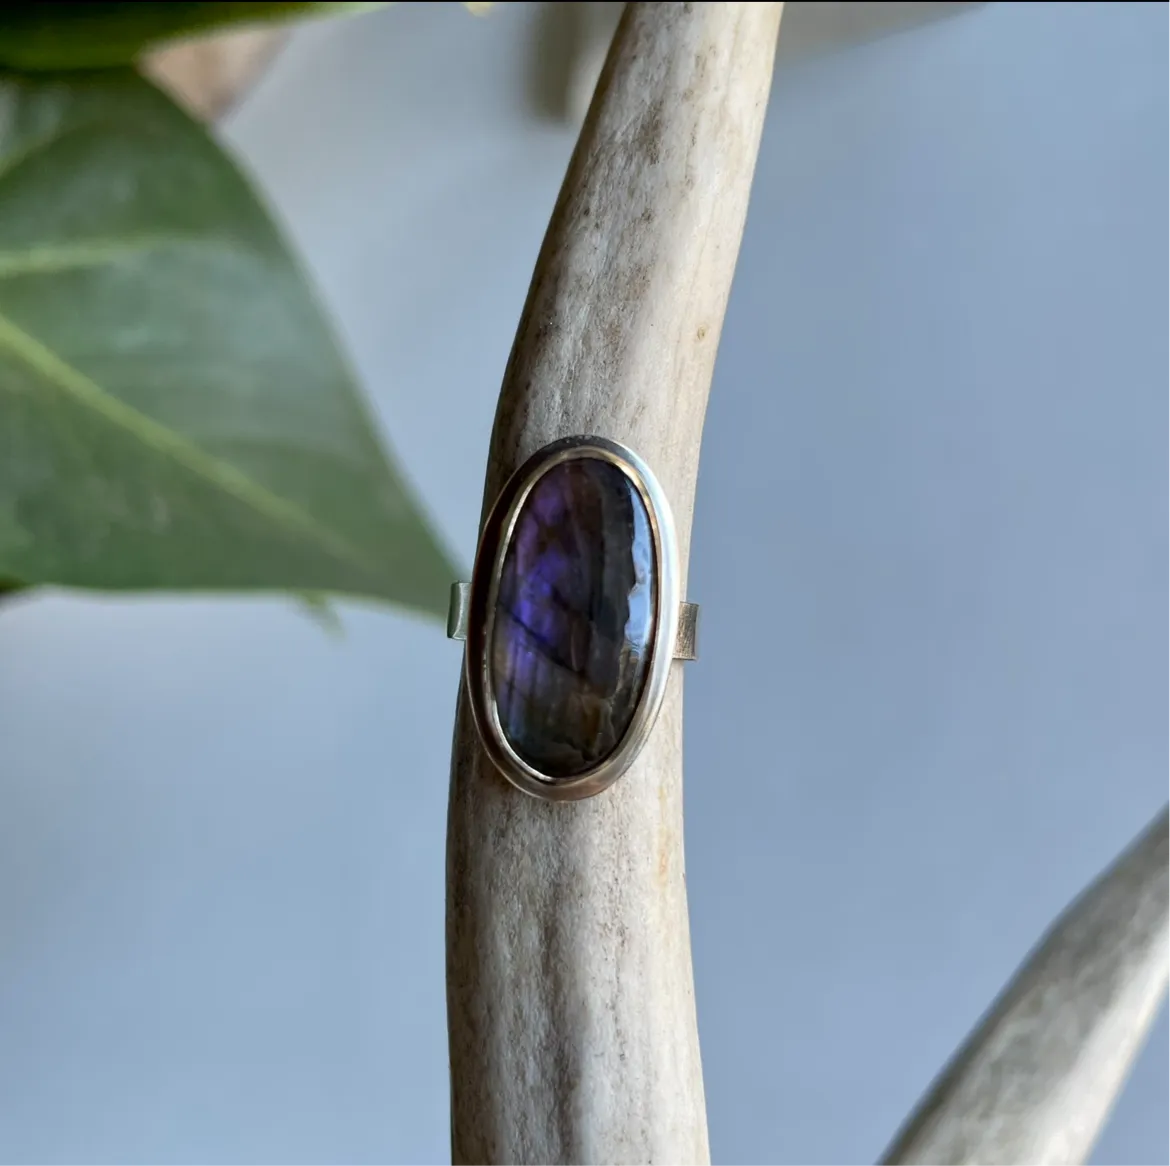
[{"left": 490, "top": 456, "right": 657, "bottom": 779}]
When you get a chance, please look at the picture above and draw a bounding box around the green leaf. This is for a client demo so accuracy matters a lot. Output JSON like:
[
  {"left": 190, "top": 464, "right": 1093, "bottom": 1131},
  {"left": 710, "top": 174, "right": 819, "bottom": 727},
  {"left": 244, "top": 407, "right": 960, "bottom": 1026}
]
[
  {"left": 0, "top": 3, "right": 388, "bottom": 70},
  {"left": 0, "top": 70, "right": 457, "bottom": 619},
  {"left": 295, "top": 591, "right": 346, "bottom": 638}
]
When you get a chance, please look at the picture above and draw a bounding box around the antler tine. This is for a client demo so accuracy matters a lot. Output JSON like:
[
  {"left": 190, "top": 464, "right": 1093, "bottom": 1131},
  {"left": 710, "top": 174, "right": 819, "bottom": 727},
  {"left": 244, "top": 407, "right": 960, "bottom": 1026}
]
[{"left": 883, "top": 807, "right": 1169, "bottom": 1166}]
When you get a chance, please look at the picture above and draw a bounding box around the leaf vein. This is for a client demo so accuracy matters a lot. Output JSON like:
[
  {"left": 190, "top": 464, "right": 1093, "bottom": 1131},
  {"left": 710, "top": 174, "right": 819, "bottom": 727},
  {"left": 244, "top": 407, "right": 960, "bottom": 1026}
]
[
  {"left": 0, "top": 119, "right": 100, "bottom": 189},
  {"left": 0, "top": 307, "right": 384, "bottom": 579},
  {"left": 0, "top": 235, "right": 203, "bottom": 278}
]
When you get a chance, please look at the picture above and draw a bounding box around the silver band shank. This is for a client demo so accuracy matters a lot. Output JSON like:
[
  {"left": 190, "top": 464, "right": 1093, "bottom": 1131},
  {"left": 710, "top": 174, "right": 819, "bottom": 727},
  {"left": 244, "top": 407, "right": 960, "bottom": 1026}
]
[{"left": 447, "top": 581, "right": 699, "bottom": 661}]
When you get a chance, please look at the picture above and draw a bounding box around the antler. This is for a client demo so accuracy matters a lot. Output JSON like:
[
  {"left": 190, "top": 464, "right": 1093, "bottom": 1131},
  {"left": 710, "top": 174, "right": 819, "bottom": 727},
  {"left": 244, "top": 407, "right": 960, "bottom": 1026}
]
[
  {"left": 883, "top": 807, "right": 1169, "bottom": 1166},
  {"left": 444, "top": 5, "right": 784, "bottom": 1162}
]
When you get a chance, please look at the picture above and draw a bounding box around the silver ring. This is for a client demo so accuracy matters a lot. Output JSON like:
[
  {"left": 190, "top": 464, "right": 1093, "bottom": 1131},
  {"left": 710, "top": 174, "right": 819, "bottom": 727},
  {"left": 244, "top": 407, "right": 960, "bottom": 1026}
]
[{"left": 448, "top": 435, "right": 699, "bottom": 802}]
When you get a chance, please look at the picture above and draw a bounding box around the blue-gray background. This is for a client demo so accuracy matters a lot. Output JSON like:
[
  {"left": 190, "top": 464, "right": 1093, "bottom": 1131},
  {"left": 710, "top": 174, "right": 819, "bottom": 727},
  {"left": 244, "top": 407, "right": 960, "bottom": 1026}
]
[{"left": 0, "top": 2, "right": 1165, "bottom": 1162}]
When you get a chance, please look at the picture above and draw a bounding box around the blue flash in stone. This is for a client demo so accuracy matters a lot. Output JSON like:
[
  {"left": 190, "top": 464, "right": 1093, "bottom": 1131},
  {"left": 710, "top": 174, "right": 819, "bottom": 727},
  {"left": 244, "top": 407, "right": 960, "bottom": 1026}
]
[{"left": 490, "top": 458, "right": 657, "bottom": 779}]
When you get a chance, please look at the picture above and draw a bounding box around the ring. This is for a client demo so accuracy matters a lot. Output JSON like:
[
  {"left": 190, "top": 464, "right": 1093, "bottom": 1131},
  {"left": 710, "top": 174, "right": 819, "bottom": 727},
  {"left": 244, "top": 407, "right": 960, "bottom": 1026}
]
[{"left": 448, "top": 435, "right": 699, "bottom": 802}]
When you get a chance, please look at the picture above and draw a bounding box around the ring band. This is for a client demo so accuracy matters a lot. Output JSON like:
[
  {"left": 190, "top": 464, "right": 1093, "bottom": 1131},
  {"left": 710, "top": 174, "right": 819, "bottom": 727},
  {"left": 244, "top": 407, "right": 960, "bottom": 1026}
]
[
  {"left": 449, "top": 585, "right": 699, "bottom": 661},
  {"left": 448, "top": 435, "right": 699, "bottom": 802}
]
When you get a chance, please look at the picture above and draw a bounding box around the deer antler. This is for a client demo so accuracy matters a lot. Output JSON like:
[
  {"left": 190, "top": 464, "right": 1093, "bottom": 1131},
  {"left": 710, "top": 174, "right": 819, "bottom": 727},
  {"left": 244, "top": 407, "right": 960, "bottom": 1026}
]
[{"left": 444, "top": 5, "right": 784, "bottom": 1162}]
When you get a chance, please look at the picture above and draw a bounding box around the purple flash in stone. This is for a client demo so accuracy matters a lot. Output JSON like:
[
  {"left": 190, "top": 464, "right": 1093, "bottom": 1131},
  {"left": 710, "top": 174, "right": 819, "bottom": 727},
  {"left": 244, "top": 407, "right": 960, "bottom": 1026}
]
[{"left": 490, "top": 456, "right": 657, "bottom": 779}]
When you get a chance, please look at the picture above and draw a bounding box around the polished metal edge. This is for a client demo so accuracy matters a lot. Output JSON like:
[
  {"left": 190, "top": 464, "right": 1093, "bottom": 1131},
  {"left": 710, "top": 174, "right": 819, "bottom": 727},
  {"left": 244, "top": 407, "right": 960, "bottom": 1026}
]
[
  {"left": 453, "top": 435, "right": 689, "bottom": 802},
  {"left": 674, "top": 601, "right": 699, "bottom": 662},
  {"left": 447, "top": 582, "right": 471, "bottom": 641},
  {"left": 448, "top": 584, "right": 698, "bottom": 662}
]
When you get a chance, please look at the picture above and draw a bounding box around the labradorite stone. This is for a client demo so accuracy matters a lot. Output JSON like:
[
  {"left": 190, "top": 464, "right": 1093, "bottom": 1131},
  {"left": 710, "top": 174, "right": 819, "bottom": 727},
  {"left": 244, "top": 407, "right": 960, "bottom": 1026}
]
[{"left": 491, "top": 456, "right": 657, "bottom": 779}]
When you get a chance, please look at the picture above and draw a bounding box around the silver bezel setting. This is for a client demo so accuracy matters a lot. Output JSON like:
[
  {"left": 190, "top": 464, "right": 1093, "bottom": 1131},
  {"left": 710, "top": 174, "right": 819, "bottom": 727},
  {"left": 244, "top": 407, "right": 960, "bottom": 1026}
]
[{"left": 463, "top": 435, "right": 681, "bottom": 802}]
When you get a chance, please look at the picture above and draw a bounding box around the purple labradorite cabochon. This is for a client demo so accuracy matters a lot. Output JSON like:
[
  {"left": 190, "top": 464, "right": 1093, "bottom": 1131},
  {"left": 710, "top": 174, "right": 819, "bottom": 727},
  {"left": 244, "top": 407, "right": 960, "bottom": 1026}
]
[{"left": 490, "top": 456, "right": 657, "bottom": 779}]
